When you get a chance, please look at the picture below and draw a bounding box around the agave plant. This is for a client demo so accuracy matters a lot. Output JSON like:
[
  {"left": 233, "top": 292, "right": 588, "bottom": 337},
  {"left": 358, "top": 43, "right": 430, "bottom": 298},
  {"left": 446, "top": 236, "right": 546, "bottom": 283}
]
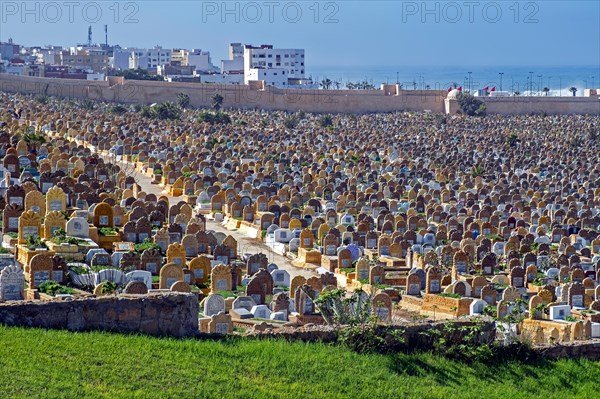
[{"left": 471, "top": 165, "right": 484, "bottom": 178}]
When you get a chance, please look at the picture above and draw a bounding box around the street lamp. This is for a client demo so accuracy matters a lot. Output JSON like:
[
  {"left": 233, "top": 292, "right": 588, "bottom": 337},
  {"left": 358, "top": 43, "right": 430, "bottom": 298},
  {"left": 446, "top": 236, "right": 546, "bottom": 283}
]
[
  {"left": 529, "top": 71, "right": 533, "bottom": 95},
  {"left": 547, "top": 76, "right": 552, "bottom": 95},
  {"left": 396, "top": 71, "right": 399, "bottom": 85},
  {"left": 468, "top": 71, "right": 472, "bottom": 93},
  {"left": 499, "top": 72, "right": 504, "bottom": 92},
  {"left": 537, "top": 75, "right": 542, "bottom": 96},
  {"left": 559, "top": 77, "right": 562, "bottom": 96}
]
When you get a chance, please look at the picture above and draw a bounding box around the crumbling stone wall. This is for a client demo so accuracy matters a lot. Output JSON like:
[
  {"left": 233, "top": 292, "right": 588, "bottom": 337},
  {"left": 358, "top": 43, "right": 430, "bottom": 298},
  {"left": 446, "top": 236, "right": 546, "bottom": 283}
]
[{"left": 0, "top": 293, "right": 199, "bottom": 337}]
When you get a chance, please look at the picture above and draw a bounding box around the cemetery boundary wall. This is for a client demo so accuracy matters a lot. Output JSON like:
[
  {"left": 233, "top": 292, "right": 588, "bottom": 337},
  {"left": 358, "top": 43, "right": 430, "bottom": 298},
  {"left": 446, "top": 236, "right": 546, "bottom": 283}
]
[
  {"left": 533, "top": 340, "right": 600, "bottom": 361},
  {"left": 247, "top": 320, "right": 497, "bottom": 347},
  {"left": 2, "top": 73, "right": 598, "bottom": 115},
  {"left": 0, "top": 293, "right": 199, "bottom": 338}
]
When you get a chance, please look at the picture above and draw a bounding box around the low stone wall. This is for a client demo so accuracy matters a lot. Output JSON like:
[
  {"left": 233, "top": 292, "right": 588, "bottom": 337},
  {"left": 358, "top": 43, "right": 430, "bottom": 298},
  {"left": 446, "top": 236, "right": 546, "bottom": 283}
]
[
  {"left": 533, "top": 340, "right": 600, "bottom": 360},
  {"left": 0, "top": 293, "right": 199, "bottom": 337},
  {"left": 246, "top": 319, "right": 497, "bottom": 348}
]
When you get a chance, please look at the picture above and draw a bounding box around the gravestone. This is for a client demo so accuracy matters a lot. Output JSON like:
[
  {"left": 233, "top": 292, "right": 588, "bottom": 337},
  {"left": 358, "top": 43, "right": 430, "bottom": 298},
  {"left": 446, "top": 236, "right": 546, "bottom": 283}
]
[
  {"left": 204, "top": 293, "right": 226, "bottom": 317},
  {"left": 126, "top": 270, "right": 152, "bottom": 290},
  {"left": 211, "top": 264, "right": 232, "bottom": 293},
  {"left": 123, "top": 280, "right": 149, "bottom": 295},
  {"left": 159, "top": 263, "right": 184, "bottom": 289},
  {"left": 406, "top": 272, "right": 421, "bottom": 296},
  {"left": 66, "top": 217, "right": 90, "bottom": 238},
  {"left": 271, "top": 269, "right": 290, "bottom": 287},
  {"left": 28, "top": 254, "right": 53, "bottom": 288},
  {"left": 0, "top": 265, "right": 25, "bottom": 300},
  {"left": 372, "top": 292, "right": 392, "bottom": 321}
]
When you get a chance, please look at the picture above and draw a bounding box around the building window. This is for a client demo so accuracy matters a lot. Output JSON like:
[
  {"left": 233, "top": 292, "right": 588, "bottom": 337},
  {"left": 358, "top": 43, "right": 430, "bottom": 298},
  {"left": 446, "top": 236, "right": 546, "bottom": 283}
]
[
  {"left": 284, "top": 54, "right": 289, "bottom": 58},
  {"left": 268, "top": 54, "right": 272, "bottom": 58}
]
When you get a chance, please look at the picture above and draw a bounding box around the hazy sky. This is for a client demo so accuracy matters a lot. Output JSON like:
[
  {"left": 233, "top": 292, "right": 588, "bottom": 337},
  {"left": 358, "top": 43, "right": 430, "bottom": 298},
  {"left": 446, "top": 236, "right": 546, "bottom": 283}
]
[{"left": 1, "top": 1, "right": 599, "bottom": 67}]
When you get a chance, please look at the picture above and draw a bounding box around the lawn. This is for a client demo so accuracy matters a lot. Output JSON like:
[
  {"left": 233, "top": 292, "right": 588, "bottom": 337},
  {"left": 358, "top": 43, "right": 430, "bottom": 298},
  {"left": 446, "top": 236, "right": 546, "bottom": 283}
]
[{"left": 0, "top": 325, "right": 598, "bottom": 399}]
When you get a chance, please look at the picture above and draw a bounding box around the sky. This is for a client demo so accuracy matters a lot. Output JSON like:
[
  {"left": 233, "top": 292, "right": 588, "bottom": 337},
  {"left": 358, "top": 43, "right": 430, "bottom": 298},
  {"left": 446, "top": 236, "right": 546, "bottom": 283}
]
[{"left": 1, "top": 0, "right": 599, "bottom": 67}]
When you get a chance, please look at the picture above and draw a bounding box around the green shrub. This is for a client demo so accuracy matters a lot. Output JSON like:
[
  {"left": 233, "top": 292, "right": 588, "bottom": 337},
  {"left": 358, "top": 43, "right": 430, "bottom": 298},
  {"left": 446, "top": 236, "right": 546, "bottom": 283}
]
[
  {"left": 134, "top": 238, "right": 161, "bottom": 253},
  {"left": 338, "top": 323, "right": 405, "bottom": 354},
  {"left": 151, "top": 102, "right": 181, "bottom": 120},
  {"left": 26, "top": 235, "right": 47, "bottom": 250},
  {"left": 198, "top": 110, "right": 231, "bottom": 125},
  {"left": 107, "top": 104, "right": 128, "bottom": 115},
  {"left": 38, "top": 281, "right": 75, "bottom": 296},
  {"left": 98, "top": 227, "right": 118, "bottom": 236},
  {"left": 100, "top": 281, "right": 118, "bottom": 295},
  {"left": 437, "top": 293, "right": 461, "bottom": 299},
  {"left": 457, "top": 93, "right": 486, "bottom": 116},
  {"left": 318, "top": 114, "right": 334, "bottom": 127},
  {"left": 176, "top": 93, "right": 190, "bottom": 109}
]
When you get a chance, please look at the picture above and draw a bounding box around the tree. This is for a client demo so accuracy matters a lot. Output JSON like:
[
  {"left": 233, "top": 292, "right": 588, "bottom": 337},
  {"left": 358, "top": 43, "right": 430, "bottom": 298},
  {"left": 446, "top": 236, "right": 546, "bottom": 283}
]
[
  {"left": 514, "top": 91, "right": 521, "bottom": 96},
  {"left": 107, "top": 104, "right": 127, "bottom": 115},
  {"left": 320, "top": 78, "right": 332, "bottom": 90},
  {"left": 176, "top": 93, "right": 190, "bottom": 109},
  {"left": 198, "top": 110, "right": 231, "bottom": 125},
  {"left": 283, "top": 114, "right": 300, "bottom": 129},
  {"left": 457, "top": 93, "right": 486, "bottom": 116},
  {"left": 150, "top": 102, "right": 181, "bottom": 120},
  {"left": 542, "top": 87, "right": 550, "bottom": 96},
  {"left": 115, "top": 68, "right": 164, "bottom": 81},
  {"left": 569, "top": 87, "right": 578, "bottom": 97},
  {"left": 452, "top": 82, "right": 458, "bottom": 89},
  {"left": 211, "top": 92, "right": 224, "bottom": 111},
  {"left": 318, "top": 114, "right": 334, "bottom": 128}
]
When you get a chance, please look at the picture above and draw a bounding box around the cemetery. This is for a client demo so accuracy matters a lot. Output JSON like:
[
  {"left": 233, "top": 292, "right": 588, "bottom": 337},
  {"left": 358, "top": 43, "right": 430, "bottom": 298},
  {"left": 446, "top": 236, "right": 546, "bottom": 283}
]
[{"left": 0, "top": 90, "right": 599, "bottom": 397}]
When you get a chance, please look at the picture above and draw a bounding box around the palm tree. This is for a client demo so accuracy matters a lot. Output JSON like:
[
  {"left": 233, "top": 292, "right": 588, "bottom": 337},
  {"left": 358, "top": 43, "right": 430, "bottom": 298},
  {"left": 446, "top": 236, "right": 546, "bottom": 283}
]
[
  {"left": 514, "top": 91, "right": 521, "bottom": 96},
  {"left": 333, "top": 80, "right": 341, "bottom": 90},
  {"left": 320, "top": 78, "right": 332, "bottom": 90},
  {"left": 569, "top": 86, "right": 578, "bottom": 97},
  {"left": 542, "top": 87, "right": 550, "bottom": 96},
  {"left": 452, "top": 82, "right": 458, "bottom": 89},
  {"left": 211, "top": 92, "right": 224, "bottom": 111},
  {"left": 345, "top": 81, "right": 355, "bottom": 90}
]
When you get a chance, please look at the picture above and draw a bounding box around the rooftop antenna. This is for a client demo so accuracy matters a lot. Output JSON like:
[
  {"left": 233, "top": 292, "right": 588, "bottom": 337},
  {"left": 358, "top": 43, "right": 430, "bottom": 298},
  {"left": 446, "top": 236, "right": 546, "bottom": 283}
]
[
  {"left": 104, "top": 25, "right": 108, "bottom": 48},
  {"left": 88, "top": 25, "right": 92, "bottom": 47}
]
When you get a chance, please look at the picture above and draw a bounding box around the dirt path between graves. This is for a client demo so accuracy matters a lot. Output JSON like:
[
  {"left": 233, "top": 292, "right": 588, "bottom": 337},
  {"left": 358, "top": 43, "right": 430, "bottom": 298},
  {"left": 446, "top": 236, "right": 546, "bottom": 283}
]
[{"left": 100, "top": 152, "right": 317, "bottom": 280}]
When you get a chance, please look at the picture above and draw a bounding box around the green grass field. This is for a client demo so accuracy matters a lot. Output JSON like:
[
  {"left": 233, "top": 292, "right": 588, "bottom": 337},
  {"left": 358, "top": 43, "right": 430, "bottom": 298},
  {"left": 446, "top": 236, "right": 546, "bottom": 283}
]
[{"left": 0, "top": 325, "right": 598, "bottom": 399}]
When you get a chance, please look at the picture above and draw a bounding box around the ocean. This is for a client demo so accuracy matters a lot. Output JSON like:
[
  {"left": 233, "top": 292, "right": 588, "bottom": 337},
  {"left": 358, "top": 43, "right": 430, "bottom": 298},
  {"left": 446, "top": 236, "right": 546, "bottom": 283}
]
[{"left": 308, "top": 65, "right": 600, "bottom": 96}]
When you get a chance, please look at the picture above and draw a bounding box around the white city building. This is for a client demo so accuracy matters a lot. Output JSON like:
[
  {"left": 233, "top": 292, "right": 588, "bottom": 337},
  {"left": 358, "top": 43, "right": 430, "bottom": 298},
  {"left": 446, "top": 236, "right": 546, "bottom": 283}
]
[
  {"left": 188, "top": 49, "right": 218, "bottom": 73},
  {"left": 243, "top": 44, "right": 306, "bottom": 87},
  {"left": 110, "top": 48, "right": 138, "bottom": 71},
  {"left": 221, "top": 43, "right": 244, "bottom": 74},
  {"left": 128, "top": 46, "right": 172, "bottom": 72}
]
